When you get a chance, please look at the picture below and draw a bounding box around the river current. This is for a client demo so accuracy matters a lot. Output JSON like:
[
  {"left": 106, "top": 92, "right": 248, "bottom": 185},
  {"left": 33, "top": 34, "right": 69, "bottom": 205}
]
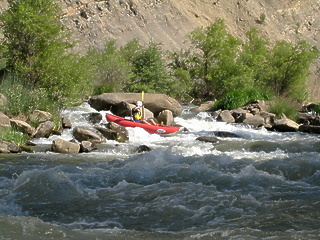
[{"left": 0, "top": 103, "right": 320, "bottom": 240}]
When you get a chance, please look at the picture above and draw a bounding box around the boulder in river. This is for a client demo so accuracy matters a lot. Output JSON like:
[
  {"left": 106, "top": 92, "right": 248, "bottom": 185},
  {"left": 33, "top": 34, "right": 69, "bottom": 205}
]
[
  {"left": 272, "top": 114, "right": 300, "bottom": 132},
  {"left": 33, "top": 121, "right": 55, "bottom": 138},
  {"left": 88, "top": 92, "right": 183, "bottom": 117},
  {"left": 80, "top": 141, "right": 97, "bottom": 152},
  {"left": 196, "top": 136, "right": 219, "bottom": 143},
  {"left": 52, "top": 139, "right": 80, "bottom": 154},
  {"left": 216, "top": 110, "right": 235, "bottom": 123},
  {"left": 73, "top": 126, "right": 106, "bottom": 144},
  {"left": 0, "top": 140, "right": 20, "bottom": 153}
]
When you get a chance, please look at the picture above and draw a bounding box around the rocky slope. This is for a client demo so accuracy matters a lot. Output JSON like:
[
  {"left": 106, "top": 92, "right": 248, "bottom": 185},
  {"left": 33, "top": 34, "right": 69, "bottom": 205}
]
[{"left": 1, "top": 0, "right": 319, "bottom": 99}]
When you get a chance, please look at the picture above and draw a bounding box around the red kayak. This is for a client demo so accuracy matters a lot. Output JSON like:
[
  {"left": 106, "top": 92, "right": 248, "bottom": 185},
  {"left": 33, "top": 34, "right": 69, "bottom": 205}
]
[{"left": 106, "top": 114, "right": 183, "bottom": 135}]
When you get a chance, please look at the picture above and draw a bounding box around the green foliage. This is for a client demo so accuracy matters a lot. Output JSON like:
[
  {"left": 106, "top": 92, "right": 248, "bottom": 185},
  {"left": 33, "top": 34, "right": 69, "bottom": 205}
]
[
  {"left": 0, "top": 74, "right": 59, "bottom": 116},
  {"left": 258, "top": 40, "right": 319, "bottom": 100},
  {"left": 187, "top": 18, "right": 245, "bottom": 99},
  {"left": 214, "top": 88, "right": 273, "bottom": 110},
  {"left": 306, "top": 103, "right": 320, "bottom": 116},
  {"left": 268, "top": 98, "right": 300, "bottom": 120},
  {"left": 122, "top": 40, "right": 171, "bottom": 94},
  {"left": 167, "top": 50, "right": 195, "bottom": 101},
  {"left": 0, "top": 126, "right": 28, "bottom": 146},
  {"left": 87, "top": 40, "right": 132, "bottom": 95},
  {"left": 0, "top": 0, "right": 94, "bottom": 108}
]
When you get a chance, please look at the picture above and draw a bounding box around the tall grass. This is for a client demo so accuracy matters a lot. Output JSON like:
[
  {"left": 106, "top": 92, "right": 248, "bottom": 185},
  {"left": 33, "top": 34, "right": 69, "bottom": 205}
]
[
  {"left": 0, "top": 74, "right": 60, "bottom": 117},
  {"left": 214, "top": 88, "right": 273, "bottom": 110},
  {"left": 268, "top": 98, "right": 300, "bottom": 120}
]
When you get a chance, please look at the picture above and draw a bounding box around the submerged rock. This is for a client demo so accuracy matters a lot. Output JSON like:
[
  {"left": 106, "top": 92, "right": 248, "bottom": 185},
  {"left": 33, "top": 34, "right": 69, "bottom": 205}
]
[
  {"left": 196, "top": 136, "right": 219, "bottom": 143},
  {"left": 80, "top": 141, "right": 97, "bottom": 152},
  {"left": 134, "top": 145, "right": 152, "bottom": 153},
  {"left": 73, "top": 126, "right": 106, "bottom": 143}
]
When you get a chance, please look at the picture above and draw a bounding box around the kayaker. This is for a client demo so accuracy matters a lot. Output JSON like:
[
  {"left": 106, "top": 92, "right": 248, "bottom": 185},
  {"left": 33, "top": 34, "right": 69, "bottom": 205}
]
[{"left": 131, "top": 101, "right": 157, "bottom": 125}]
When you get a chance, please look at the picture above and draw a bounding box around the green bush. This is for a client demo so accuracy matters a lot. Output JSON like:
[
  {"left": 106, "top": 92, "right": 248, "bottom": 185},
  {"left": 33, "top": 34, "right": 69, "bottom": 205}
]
[
  {"left": 268, "top": 98, "right": 300, "bottom": 120},
  {"left": 214, "top": 88, "right": 272, "bottom": 110}
]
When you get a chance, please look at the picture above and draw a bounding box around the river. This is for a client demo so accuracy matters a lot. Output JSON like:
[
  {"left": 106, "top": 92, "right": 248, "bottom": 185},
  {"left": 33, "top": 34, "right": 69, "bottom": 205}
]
[{"left": 0, "top": 103, "right": 320, "bottom": 240}]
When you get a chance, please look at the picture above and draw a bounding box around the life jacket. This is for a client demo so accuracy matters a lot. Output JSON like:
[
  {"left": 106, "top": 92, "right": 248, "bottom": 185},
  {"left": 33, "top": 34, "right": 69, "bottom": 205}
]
[{"left": 132, "top": 107, "right": 142, "bottom": 121}]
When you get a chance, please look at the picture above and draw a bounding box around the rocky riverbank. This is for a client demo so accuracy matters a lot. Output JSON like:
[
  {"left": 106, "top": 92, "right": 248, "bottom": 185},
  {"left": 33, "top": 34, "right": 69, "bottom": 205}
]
[{"left": 0, "top": 93, "right": 320, "bottom": 154}]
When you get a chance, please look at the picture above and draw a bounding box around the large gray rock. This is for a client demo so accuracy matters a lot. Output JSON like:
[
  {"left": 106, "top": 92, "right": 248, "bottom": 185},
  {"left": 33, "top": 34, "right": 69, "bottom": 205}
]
[
  {"left": 52, "top": 139, "right": 80, "bottom": 154},
  {"left": 33, "top": 121, "right": 55, "bottom": 138},
  {"left": 156, "top": 110, "right": 174, "bottom": 125},
  {"left": 96, "top": 126, "right": 129, "bottom": 143},
  {"left": 0, "top": 141, "right": 20, "bottom": 153},
  {"left": 80, "top": 141, "right": 97, "bottom": 152},
  {"left": 298, "top": 124, "right": 320, "bottom": 134},
  {"left": 272, "top": 114, "right": 300, "bottom": 132},
  {"left": 216, "top": 110, "right": 235, "bottom": 123},
  {"left": 88, "top": 93, "right": 183, "bottom": 117},
  {"left": 243, "top": 116, "right": 265, "bottom": 128},
  {"left": 73, "top": 126, "right": 106, "bottom": 143}
]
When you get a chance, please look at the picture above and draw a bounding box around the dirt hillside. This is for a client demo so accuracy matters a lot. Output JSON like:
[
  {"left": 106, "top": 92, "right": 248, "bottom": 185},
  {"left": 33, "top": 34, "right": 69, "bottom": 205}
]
[{"left": 1, "top": 0, "right": 320, "bottom": 99}]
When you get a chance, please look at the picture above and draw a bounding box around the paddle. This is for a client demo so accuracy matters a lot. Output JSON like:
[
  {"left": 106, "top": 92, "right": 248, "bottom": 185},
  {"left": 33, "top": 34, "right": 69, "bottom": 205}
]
[{"left": 141, "top": 91, "right": 145, "bottom": 120}]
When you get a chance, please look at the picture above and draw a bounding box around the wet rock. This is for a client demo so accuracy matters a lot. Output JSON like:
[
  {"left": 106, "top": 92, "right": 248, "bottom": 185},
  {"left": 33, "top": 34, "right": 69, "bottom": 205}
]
[
  {"left": 96, "top": 126, "right": 129, "bottom": 143},
  {"left": 259, "top": 111, "right": 276, "bottom": 126},
  {"left": 190, "top": 101, "right": 215, "bottom": 112},
  {"left": 80, "top": 141, "right": 97, "bottom": 152},
  {"left": 0, "top": 141, "right": 10, "bottom": 153},
  {"left": 248, "top": 141, "right": 282, "bottom": 153},
  {"left": 216, "top": 110, "right": 235, "bottom": 123},
  {"left": 272, "top": 114, "right": 300, "bottom": 132},
  {"left": 10, "top": 119, "right": 35, "bottom": 135},
  {"left": 156, "top": 109, "right": 174, "bottom": 125},
  {"left": 196, "top": 136, "right": 219, "bottom": 143},
  {"left": 88, "top": 112, "right": 102, "bottom": 124},
  {"left": 134, "top": 145, "right": 152, "bottom": 153},
  {"left": 0, "top": 141, "right": 20, "bottom": 153},
  {"left": 33, "top": 121, "right": 55, "bottom": 138},
  {"left": 88, "top": 93, "right": 183, "bottom": 117},
  {"left": 52, "top": 138, "right": 80, "bottom": 154},
  {"left": 62, "top": 117, "right": 72, "bottom": 128},
  {"left": 19, "top": 145, "right": 35, "bottom": 153},
  {"left": 213, "top": 131, "right": 241, "bottom": 138},
  {"left": 232, "top": 108, "right": 252, "bottom": 123},
  {"left": 243, "top": 116, "right": 265, "bottom": 128},
  {"left": 298, "top": 125, "right": 320, "bottom": 134},
  {"left": 73, "top": 126, "right": 106, "bottom": 143}
]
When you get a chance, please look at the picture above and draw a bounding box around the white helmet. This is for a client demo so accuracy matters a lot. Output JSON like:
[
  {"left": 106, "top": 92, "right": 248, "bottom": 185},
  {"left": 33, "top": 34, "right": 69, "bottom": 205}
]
[{"left": 136, "top": 101, "right": 143, "bottom": 107}]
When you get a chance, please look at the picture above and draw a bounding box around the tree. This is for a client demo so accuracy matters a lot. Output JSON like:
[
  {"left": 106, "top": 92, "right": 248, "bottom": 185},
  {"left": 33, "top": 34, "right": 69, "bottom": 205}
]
[
  {"left": 187, "top": 18, "right": 243, "bottom": 99},
  {"left": 0, "top": 0, "right": 93, "bottom": 107},
  {"left": 260, "top": 40, "right": 319, "bottom": 100},
  {"left": 121, "top": 39, "right": 171, "bottom": 94},
  {"left": 87, "top": 40, "right": 132, "bottom": 94}
]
